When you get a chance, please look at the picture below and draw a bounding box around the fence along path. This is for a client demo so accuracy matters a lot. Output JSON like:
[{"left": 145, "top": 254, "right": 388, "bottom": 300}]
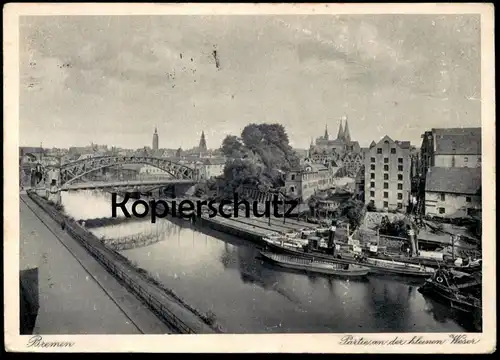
[{"left": 28, "top": 192, "right": 218, "bottom": 334}]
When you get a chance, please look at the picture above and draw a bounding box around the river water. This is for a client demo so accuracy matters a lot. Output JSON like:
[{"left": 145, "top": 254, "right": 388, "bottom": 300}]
[{"left": 61, "top": 191, "right": 478, "bottom": 333}]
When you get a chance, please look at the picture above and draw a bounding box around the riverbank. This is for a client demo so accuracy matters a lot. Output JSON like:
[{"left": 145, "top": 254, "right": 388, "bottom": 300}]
[{"left": 27, "top": 191, "right": 223, "bottom": 334}]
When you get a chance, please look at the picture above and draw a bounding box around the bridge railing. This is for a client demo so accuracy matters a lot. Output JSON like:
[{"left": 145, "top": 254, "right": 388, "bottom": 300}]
[{"left": 27, "top": 192, "right": 199, "bottom": 334}]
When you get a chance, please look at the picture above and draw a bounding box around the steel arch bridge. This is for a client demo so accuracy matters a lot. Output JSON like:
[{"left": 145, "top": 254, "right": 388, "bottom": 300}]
[{"left": 55, "top": 156, "right": 197, "bottom": 186}]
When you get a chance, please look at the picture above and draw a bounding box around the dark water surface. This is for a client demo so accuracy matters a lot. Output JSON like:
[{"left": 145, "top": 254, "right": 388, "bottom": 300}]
[{"left": 63, "top": 191, "right": 477, "bottom": 333}]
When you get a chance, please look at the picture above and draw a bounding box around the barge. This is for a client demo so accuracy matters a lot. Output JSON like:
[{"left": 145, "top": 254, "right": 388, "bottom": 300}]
[
  {"left": 262, "top": 239, "right": 436, "bottom": 278},
  {"left": 259, "top": 251, "right": 370, "bottom": 279}
]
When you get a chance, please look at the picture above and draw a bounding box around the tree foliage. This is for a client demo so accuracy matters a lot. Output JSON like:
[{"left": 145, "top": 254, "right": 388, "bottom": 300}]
[
  {"left": 220, "top": 123, "right": 299, "bottom": 195},
  {"left": 378, "top": 216, "right": 417, "bottom": 238},
  {"left": 334, "top": 199, "right": 365, "bottom": 229}
]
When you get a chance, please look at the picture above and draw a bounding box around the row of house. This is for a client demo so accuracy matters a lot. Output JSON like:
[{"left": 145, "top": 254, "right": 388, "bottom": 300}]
[
  {"left": 419, "top": 127, "right": 482, "bottom": 219},
  {"left": 363, "top": 127, "right": 481, "bottom": 219},
  {"left": 138, "top": 157, "right": 226, "bottom": 180}
]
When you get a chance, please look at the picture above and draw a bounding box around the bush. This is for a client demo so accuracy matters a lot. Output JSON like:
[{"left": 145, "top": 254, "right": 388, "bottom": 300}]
[
  {"left": 204, "top": 311, "right": 217, "bottom": 326},
  {"left": 366, "top": 202, "right": 377, "bottom": 212}
]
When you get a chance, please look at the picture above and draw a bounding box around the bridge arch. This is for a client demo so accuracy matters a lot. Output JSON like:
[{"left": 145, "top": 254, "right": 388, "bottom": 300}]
[{"left": 58, "top": 156, "right": 197, "bottom": 186}]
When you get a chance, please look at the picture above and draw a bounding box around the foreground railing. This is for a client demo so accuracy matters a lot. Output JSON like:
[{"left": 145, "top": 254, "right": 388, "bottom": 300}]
[{"left": 26, "top": 192, "right": 200, "bottom": 334}]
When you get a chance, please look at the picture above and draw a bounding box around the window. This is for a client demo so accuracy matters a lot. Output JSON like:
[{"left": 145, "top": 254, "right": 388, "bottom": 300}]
[
  {"left": 384, "top": 165, "right": 389, "bottom": 171},
  {"left": 291, "top": 174, "right": 295, "bottom": 181},
  {"left": 384, "top": 173, "right": 389, "bottom": 180},
  {"left": 398, "top": 165, "right": 403, "bottom": 171},
  {"left": 370, "top": 191, "right": 375, "bottom": 197},
  {"left": 398, "top": 174, "right": 403, "bottom": 181},
  {"left": 384, "top": 157, "right": 389, "bottom": 163},
  {"left": 391, "top": 148, "right": 396, "bottom": 154},
  {"left": 370, "top": 164, "right": 375, "bottom": 171},
  {"left": 397, "top": 183, "right": 403, "bottom": 190},
  {"left": 290, "top": 186, "right": 295, "bottom": 193},
  {"left": 370, "top": 173, "right": 375, "bottom": 179},
  {"left": 466, "top": 196, "right": 471, "bottom": 203},
  {"left": 439, "top": 207, "right": 445, "bottom": 214},
  {"left": 397, "top": 193, "right": 403, "bottom": 200},
  {"left": 377, "top": 148, "right": 382, "bottom": 154},
  {"left": 464, "top": 157, "right": 468, "bottom": 163},
  {"left": 384, "top": 183, "right": 389, "bottom": 189},
  {"left": 398, "top": 158, "right": 403, "bottom": 164},
  {"left": 397, "top": 203, "right": 403, "bottom": 209},
  {"left": 370, "top": 182, "right": 375, "bottom": 188},
  {"left": 383, "top": 192, "right": 388, "bottom": 198},
  {"left": 371, "top": 157, "right": 375, "bottom": 163},
  {"left": 383, "top": 201, "right": 389, "bottom": 208},
  {"left": 440, "top": 193, "right": 446, "bottom": 201}
]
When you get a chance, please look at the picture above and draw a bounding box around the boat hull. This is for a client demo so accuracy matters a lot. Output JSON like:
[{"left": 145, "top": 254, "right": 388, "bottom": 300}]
[
  {"left": 263, "top": 243, "right": 434, "bottom": 278},
  {"left": 419, "top": 280, "right": 482, "bottom": 314},
  {"left": 259, "top": 251, "right": 369, "bottom": 278},
  {"left": 365, "top": 266, "right": 435, "bottom": 278}
]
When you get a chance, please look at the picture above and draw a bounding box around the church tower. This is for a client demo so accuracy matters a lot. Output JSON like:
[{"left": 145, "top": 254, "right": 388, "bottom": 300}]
[
  {"left": 336, "top": 121, "right": 344, "bottom": 140},
  {"left": 324, "top": 124, "right": 329, "bottom": 140},
  {"left": 343, "top": 118, "right": 351, "bottom": 142},
  {"left": 152, "top": 127, "right": 159, "bottom": 151},
  {"left": 198, "top": 131, "right": 207, "bottom": 153}
]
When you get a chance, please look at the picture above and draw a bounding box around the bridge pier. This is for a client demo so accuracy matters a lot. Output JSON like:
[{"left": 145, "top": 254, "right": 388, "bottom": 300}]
[{"left": 39, "top": 168, "right": 62, "bottom": 205}]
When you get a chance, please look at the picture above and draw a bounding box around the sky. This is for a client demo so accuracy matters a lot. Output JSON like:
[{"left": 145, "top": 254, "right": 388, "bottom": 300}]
[{"left": 19, "top": 15, "right": 481, "bottom": 150}]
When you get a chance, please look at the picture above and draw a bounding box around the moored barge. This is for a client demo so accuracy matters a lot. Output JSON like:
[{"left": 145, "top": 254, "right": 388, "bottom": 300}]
[{"left": 259, "top": 251, "right": 370, "bottom": 279}]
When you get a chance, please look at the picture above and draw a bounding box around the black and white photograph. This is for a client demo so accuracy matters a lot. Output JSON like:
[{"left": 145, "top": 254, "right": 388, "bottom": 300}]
[{"left": 4, "top": 3, "right": 495, "bottom": 354}]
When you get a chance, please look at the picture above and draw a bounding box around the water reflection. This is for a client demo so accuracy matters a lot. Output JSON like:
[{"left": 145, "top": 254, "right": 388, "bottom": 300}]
[
  {"left": 63, "top": 191, "right": 475, "bottom": 333},
  {"left": 422, "top": 294, "right": 481, "bottom": 332},
  {"left": 61, "top": 190, "right": 139, "bottom": 221}
]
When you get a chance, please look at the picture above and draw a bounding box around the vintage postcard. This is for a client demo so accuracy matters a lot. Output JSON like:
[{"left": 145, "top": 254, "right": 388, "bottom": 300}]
[{"left": 3, "top": 2, "right": 496, "bottom": 354}]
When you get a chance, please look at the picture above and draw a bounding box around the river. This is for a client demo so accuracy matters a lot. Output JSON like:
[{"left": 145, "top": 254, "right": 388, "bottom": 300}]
[{"left": 61, "top": 190, "right": 479, "bottom": 333}]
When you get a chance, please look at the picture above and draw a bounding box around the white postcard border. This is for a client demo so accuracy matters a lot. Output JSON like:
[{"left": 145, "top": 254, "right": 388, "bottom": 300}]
[{"left": 3, "top": 2, "right": 496, "bottom": 353}]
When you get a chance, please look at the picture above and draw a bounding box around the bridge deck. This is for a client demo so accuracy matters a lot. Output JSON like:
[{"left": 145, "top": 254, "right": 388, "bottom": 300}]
[{"left": 61, "top": 179, "right": 196, "bottom": 191}]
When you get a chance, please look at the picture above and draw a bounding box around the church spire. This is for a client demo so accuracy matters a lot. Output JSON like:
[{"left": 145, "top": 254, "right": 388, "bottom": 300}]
[
  {"left": 198, "top": 131, "right": 207, "bottom": 153},
  {"left": 324, "top": 124, "right": 329, "bottom": 140},
  {"left": 344, "top": 117, "right": 351, "bottom": 142},
  {"left": 336, "top": 120, "right": 344, "bottom": 140}
]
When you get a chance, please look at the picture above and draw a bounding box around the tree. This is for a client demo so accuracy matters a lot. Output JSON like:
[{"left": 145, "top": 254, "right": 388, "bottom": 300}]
[
  {"left": 219, "top": 123, "right": 299, "bottom": 198},
  {"left": 334, "top": 199, "right": 365, "bottom": 229},
  {"left": 221, "top": 135, "right": 244, "bottom": 159},
  {"left": 366, "top": 201, "right": 377, "bottom": 212}
]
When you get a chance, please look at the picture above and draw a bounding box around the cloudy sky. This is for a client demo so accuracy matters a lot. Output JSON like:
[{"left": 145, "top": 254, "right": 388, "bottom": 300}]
[{"left": 19, "top": 15, "right": 481, "bottom": 149}]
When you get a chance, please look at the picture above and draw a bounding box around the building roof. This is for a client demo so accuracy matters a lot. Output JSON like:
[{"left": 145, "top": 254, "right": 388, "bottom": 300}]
[
  {"left": 20, "top": 147, "right": 44, "bottom": 156},
  {"left": 308, "top": 163, "right": 328, "bottom": 172},
  {"left": 202, "top": 157, "right": 226, "bottom": 166},
  {"left": 425, "top": 167, "right": 481, "bottom": 195},
  {"left": 395, "top": 140, "right": 411, "bottom": 149},
  {"left": 433, "top": 127, "right": 481, "bottom": 155}
]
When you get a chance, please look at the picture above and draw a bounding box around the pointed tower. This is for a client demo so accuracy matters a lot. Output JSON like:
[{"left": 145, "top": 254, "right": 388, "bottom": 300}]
[
  {"left": 152, "top": 127, "right": 159, "bottom": 151},
  {"left": 336, "top": 121, "right": 344, "bottom": 140},
  {"left": 343, "top": 117, "right": 351, "bottom": 142},
  {"left": 198, "top": 131, "right": 207, "bottom": 153},
  {"left": 324, "top": 124, "right": 329, "bottom": 140},
  {"left": 308, "top": 137, "right": 314, "bottom": 157}
]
